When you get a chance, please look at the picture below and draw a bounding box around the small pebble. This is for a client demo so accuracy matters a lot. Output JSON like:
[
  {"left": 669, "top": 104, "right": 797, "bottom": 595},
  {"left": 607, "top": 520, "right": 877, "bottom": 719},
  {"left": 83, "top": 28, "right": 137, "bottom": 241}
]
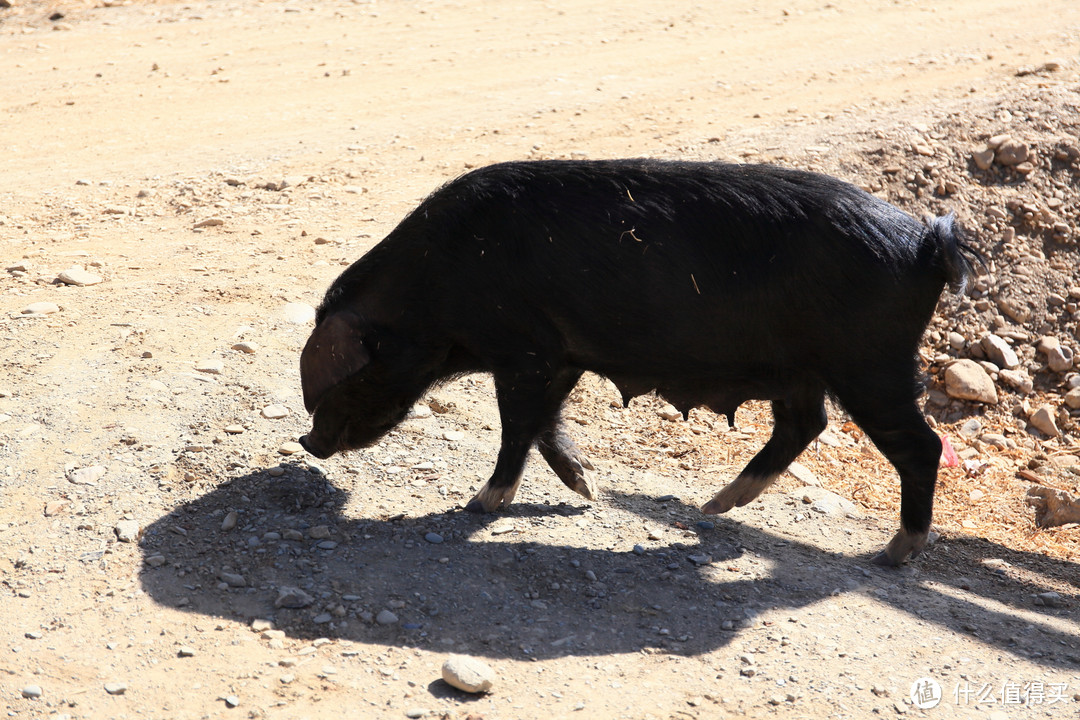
[
  {"left": 68, "top": 465, "right": 106, "bottom": 485},
  {"left": 312, "top": 613, "right": 333, "bottom": 624},
  {"left": 262, "top": 404, "right": 289, "bottom": 419},
  {"left": 224, "top": 695, "right": 240, "bottom": 708},
  {"left": 232, "top": 341, "right": 258, "bottom": 354},
  {"left": 279, "top": 442, "right": 304, "bottom": 455},
  {"left": 21, "top": 685, "right": 42, "bottom": 699},
  {"left": 409, "top": 403, "right": 433, "bottom": 418},
  {"left": 657, "top": 404, "right": 683, "bottom": 421},
  {"left": 177, "top": 646, "right": 195, "bottom": 657},
  {"left": 104, "top": 682, "right": 127, "bottom": 696},
  {"left": 114, "top": 520, "right": 140, "bottom": 543},
  {"left": 376, "top": 610, "right": 399, "bottom": 625},
  {"left": 442, "top": 430, "right": 464, "bottom": 442},
  {"left": 405, "top": 709, "right": 428, "bottom": 719},
  {"left": 224, "top": 424, "right": 245, "bottom": 434},
  {"left": 22, "top": 301, "right": 61, "bottom": 315},
  {"left": 425, "top": 532, "right": 444, "bottom": 544},
  {"left": 267, "top": 466, "right": 286, "bottom": 477},
  {"left": 275, "top": 586, "right": 314, "bottom": 609},
  {"left": 220, "top": 572, "right": 246, "bottom": 588},
  {"left": 695, "top": 521, "right": 715, "bottom": 531},
  {"left": 195, "top": 359, "right": 223, "bottom": 375},
  {"left": 632, "top": 544, "right": 645, "bottom": 555},
  {"left": 221, "top": 511, "right": 238, "bottom": 531}
]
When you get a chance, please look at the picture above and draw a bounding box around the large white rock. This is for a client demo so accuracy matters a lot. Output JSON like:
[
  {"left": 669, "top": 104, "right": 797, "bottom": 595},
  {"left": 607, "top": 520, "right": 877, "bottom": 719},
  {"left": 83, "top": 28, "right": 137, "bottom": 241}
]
[
  {"left": 57, "top": 266, "right": 103, "bottom": 286},
  {"left": 944, "top": 360, "right": 997, "bottom": 404},
  {"left": 442, "top": 654, "right": 494, "bottom": 694}
]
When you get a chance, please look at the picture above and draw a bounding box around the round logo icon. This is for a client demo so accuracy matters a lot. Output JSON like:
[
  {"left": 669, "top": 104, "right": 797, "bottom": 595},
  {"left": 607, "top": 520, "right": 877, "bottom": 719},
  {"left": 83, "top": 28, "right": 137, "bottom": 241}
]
[{"left": 910, "top": 677, "right": 943, "bottom": 709}]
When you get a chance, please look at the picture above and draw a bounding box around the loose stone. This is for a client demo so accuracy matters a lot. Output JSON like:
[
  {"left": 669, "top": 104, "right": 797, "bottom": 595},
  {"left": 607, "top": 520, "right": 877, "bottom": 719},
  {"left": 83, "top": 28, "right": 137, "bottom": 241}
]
[
  {"left": 57, "top": 266, "right": 103, "bottom": 286},
  {"left": 115, "top": 520, "right": 140, "bottom": 542},
  {"left": 376, "top": 610, "right": 399, "bottom": 625},
  {"left": 104, "top": 682, "right": 127, "bottom": 696},
  {"left": 657, "top": 404, "right": 683, "bottom": 421},
  {"left": 69, "top": 465, "right": 106, "bottom": 485},
  {"left": 278, "top": 442, "right": 304, "bottom": 455},
  {"left": 441, "top": 654, "right": 495, "bottom": 693},
  {"left": 425, "top": 532, "right": 444, "bottom": 544},
  {"left": 21, "top": 685, "right": 43, "bottom": 699},
  {"left": 944, "top": 360, "right": 997, "bottom": 404},
  {"left": 275, "top": 586, "right": 314, "bottom": 609},
  {"left": 980, "top": 334, "right": 1019, "bottom": 369},
  {"left": 262, "top": 404, "right": 289, "bottom": 419},
  {"left": 195, "top": 359, "right": 224, "bottom": 374},
  {"left": 786, "top": 461, "right": 821, "bottom": 487},
  {"left": 221, "top": 511, "right": 238, "bottom": 531},
  {"left": 219, "top": 572, "right": 246, "bottom": 588},
  {"left": 21, "top": 302, "right": 60, "bottom": 315},
  {"left": 972, "top": 147, "right": 995, "bottom": 170},
  {"left": 1028, "top": 405, "right": 1060, "bottom": 438}
]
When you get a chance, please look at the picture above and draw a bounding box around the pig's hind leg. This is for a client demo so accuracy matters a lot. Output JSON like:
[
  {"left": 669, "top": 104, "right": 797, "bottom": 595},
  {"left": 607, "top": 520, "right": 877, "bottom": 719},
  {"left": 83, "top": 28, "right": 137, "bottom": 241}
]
[
  {"left": 702, "top": 387, "right": 827, "bottom": 514},
  {"left": 536, "top": 424, "right": 596, "bottom": 501},
  {"left": 466, "top": 368, "right": 583, "bottom": 513},
  {"left": 828, "top": 378, "right": 941, "bottom": 567}
]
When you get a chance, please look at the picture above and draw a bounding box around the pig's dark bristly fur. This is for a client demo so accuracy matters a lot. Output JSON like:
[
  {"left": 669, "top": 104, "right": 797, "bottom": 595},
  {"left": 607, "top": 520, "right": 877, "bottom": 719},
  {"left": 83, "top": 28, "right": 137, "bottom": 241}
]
[{"left": 299, "top": 159, "right": 979, "bottom": 566}]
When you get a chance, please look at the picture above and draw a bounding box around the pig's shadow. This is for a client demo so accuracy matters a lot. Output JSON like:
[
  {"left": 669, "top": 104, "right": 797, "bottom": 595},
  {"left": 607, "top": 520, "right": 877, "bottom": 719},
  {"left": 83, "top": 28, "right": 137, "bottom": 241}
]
[{"left": 138, "top": 464, "right": 1078, "bottom": 668}]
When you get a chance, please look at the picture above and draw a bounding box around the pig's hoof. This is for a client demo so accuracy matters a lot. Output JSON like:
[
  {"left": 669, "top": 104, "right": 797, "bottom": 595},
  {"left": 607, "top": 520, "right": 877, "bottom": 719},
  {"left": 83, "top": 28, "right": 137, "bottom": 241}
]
[
  {"left": 871, "top": 528, "right": 931, "bottom": 567},
  {"left": 537, "top": 433, "right": 596, "bottom": 501},
  {"left": 701, "top": 474, "right": 771, "bottom": 514},
  {"left": 555, "top": 454, "right": 597, "bottom": 501},
  {"left": 465, "top": 481, "right": 520, "bottom": 513}
]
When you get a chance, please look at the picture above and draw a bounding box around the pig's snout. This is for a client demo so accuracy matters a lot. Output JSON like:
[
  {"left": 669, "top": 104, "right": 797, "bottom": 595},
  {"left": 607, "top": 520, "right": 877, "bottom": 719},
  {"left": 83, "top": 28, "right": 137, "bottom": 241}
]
[{"left": 298, "top": 434, "right": 335, "bottom": 459}]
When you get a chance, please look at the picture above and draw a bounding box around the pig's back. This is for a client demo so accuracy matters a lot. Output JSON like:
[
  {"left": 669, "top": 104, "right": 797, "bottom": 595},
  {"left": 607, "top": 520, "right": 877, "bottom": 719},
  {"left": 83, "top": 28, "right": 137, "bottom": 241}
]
[{"left": 405, "top": 160, "right": 947, "bottom": 379}]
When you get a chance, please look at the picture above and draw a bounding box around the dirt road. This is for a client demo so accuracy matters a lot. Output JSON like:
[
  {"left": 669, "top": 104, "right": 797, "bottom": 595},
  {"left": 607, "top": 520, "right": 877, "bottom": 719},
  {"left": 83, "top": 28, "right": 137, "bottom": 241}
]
[{"left": 2, "top": 1, "right": 1080, "bottom": 718}]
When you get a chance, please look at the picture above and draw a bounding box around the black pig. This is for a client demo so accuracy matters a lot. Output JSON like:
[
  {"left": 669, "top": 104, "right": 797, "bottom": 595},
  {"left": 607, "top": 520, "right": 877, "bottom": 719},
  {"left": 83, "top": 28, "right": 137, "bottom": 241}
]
[{"left": 299, "top": 159, "right": 977, "bottom": 566}]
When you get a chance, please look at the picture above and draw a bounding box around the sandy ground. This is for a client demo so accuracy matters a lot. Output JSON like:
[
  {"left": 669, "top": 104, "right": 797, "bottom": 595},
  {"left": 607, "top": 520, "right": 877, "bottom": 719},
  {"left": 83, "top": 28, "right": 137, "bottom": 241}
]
[{"left": 2, "top": 1, "right": 1080, "bottom": 718}]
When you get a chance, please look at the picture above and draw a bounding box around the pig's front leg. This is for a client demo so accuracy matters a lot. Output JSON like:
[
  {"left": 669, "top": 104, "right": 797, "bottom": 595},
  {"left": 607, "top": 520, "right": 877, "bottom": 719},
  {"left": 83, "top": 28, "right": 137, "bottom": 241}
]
[
  {"left": 536, "top": 423, "right": 596, "bottom": 501},
  {"left": 466, "top": 368, "right": 581, "bottom": 513}
]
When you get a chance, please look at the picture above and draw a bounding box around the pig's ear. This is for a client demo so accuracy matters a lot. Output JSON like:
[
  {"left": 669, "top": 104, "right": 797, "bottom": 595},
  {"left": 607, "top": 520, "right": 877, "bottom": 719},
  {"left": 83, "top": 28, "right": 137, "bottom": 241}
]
[{"left": 300, "top": 312, "right": 371, "bottom": 412}]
